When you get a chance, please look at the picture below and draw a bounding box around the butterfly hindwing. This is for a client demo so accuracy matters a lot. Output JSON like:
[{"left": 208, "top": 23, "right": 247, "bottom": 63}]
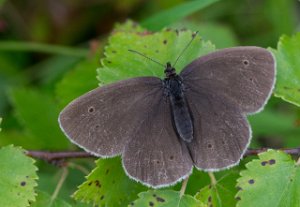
[{"left": 122, "top": 90, "right": 193, "bottom": 187}]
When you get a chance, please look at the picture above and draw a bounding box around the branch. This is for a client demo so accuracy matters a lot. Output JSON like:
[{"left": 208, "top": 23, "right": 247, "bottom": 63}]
[{"left": 26, "top": 147, "right": 300, "bottom": 163}]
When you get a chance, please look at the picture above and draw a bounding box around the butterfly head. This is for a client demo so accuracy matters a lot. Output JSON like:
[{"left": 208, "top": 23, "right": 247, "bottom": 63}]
[{"left": 164, "top": 62, "right": 177, "bottom": 78}]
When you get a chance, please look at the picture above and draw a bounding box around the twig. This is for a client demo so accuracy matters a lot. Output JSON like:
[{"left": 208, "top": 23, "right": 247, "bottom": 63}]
[{"left": 26, "top": 147, "right": 300, "bottom": 163}]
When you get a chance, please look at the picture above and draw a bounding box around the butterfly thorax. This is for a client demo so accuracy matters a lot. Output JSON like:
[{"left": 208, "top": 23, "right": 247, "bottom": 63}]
[{"left": 163, "top": 62, "right": 194, "bottom": 143}]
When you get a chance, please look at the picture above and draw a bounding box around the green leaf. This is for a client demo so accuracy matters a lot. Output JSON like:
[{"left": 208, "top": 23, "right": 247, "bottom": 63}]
[
  {"left": 56, "top": 57, "right": 99, "bottom": 108},
  {"left": 31, "top": 191, "right": 72, "bottom": 207},
  {"left": 114, "top": 20, "right": 146, "bottom": 33},
  {"left": 236, "top": 150, "right": 300, "bottom": 207},
  {"left": 9, "top": 88, "right": 70, "bottom": 149},
  {"left": 0, "top": 145, "right": 38, "bottom": 207},
  {"left": 129, "top": 190, "right": 205, "bottom": 207},
  {"left": 98, "top": 28, "right": 215, "bottom": 84},
  {"left": 195, "top": 171, "right": 239, "bottom": 207},
  {"left": 271, "top": 33, "right": 300, "bottom": 107},
  {"left": 171, "top": 21, "right": 239, "bottom": 48},
  {"left": 141, "top": 0, "right": 219, "bottom": 31},
  {"left": 73, "top": 157, "right": 147, "bottom": 207}
]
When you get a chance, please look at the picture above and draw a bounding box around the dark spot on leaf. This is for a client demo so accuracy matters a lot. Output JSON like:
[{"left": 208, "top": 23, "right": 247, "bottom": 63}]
[
  {"left": 88, "top": 107, "right": 95, "bottom": 113},
  {"left": 100, "top": 195, "right": 104, "bottom": 200},
  {"left": 106, "top": 169, "right": 109, "bottom": 174},
  {"left": 208, "top": 184, "right": 212, "bottom": 189},
  {"left": 236, "top": 186, "right": 243, "bottom": 191},
  {"left": 283, "top": 86, "right": 291, "bottom": 90},
  {"left": 175, "top": 29, "right": 179, "bottom": 35},
  {"left": 269, "top": 159, "right": 276, "bottom": 165},
  {"left": 88, "top": 181, "right": 92, "bottom": 186},
  {"left": 155, "top": 50, "right": 159, "bottom": 53},
  {"left": 208, "top": 196, "right": 212, "bottom": 202},
  {"left": 261, "top": 161, "right": 268, "bottom": 166},
  {"left": 94, "top": 180, "right": 101, "bottom": 187},
  {"left": 236, "top": 196, "right": 241, "bottom": 200},
  {"left": 26, "top": 176, "right": 29, "bottom": 178},
  {"left": 112, "top": 50, "right": 117, "bottom": 53},
  {"left": 166, "top": 28, "right": 171, "bottom": 31},
  {"left": 209, "top": 204, "right": 213, "bottom": 207},
  {"left": 107, "top": 61, "right": 112, "bottom": 64},
  {"left": 156, "top": 196, "right": 165, "bottom": 202},
  {"left": 243, "top": 60, "right": 249, "bottom": 65},
  {"left": 20, "top": 181, "right": 26, "bottom": 186},
  {"left": 153, "top": 194, "right": 156, "bottom": 197},
  {"left": 290, "top": 178, "right": 293, "bottom": 182},
  {"left": 163, "top": 40, "right": 167, "bottom": 44},
  {"left": 130, "top": 202, "right": 134, "bottom": 206},
  {"left": 149, "top": 201, "right": 154, "bottom": 206},
  {"left": 169, "top": 156, "right": 174, "bottom": 160},
  {"left": 248, "top": 179, "right": 255, "bottom": 184}
]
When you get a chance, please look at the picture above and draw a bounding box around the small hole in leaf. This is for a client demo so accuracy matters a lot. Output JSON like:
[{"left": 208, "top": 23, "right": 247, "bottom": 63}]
[
  {"left": 156, "top": 197, "right": 165, "bottom": 202},
  {"left": 261, "top": 161, "right": 268, "bottom": 166},
  {"left": 269, "top": 159, "right": 276, "bottom": 165}
]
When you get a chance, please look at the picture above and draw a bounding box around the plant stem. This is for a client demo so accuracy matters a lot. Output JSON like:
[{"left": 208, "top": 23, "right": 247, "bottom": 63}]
[
  {"left": 51, "top": 167, "right": 68, "bottom": 204},
  {"left": 0, "top": 41, "right": 89, "bottom": 57},
  {"left": 180, "top": 177, "right": 189, "bottom": 197},
  {"left": 208, "top": 172, "right": 217, "bottom": 186}
]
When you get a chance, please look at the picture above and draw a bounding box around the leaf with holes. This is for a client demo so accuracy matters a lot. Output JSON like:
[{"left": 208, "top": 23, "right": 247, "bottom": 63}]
[
  {"left": 97, "top": 26, "right": 215, "bottom": 84},
  {"left": 195, "top": 171, "right": 239, "bottom": 207},
  {"left": 271, "top": 33, "right": 300, "bottom": 107},
  {"left": 129, "top": 190, "right": 206, "bottom": 207},
  {"left": 73, "top": 157, "right": 147, "bottom": 207},
  {"left": 236, "top": 150, "right": 300, "bottom": 207},
  {"left": 0, "top": 145, "right": 38, "bottom": 207}
]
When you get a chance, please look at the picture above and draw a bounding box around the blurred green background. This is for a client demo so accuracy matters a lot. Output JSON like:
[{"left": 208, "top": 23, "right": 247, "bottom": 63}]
[{"left": 0, "top": 0, "right": 300, "bottom": 206}]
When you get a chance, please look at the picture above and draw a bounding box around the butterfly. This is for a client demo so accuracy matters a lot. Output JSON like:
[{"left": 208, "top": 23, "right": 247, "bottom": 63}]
[{"left": 59, "top": 37, "right": 275, "bottom": 188}]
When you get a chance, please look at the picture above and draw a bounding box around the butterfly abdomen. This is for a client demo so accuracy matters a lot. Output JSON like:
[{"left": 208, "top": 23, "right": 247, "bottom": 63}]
[{"left": 164, "top": 76, "right": 194, "bottom": 143}]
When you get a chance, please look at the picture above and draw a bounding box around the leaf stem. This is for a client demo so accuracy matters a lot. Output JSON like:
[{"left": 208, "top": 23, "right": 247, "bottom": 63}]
[
  {"left": 51, "top": 167, "right": 68, "bottom": 203},
  {"left": 180, "top": 177, "right": 189, "bottom": 197},
  {"left": 0, "top": 41, "right": 89, "bottom": 57},
  {"left": 208, "top": 172, "right": 217, "bottom": 186},
  {"left": 68, "top": 162, "right": 90, "bottom": 175}
]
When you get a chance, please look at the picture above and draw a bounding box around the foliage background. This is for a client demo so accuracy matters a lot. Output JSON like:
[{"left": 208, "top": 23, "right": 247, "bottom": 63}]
[{"left": 0, "top": 0, "right": 300, "bottom": 206}]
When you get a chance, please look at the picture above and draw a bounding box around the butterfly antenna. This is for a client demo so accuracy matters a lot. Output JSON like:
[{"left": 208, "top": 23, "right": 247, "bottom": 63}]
[
  {"left": 128, "top": 49, "right": 165, "bottom": 68},
  {"left": 173, "top": 31, "right": 199, "bottom": 67}
]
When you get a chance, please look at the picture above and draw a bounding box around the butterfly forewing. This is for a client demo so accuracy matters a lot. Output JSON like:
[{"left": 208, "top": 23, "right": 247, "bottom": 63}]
[
  {"left": 122, "top": 90, "right": 193, "bottom": 187},
  {"left": 59, "top": 77, "right": 162, "bottom": 157},
  {"left": 180, "top": 47, "right": 275, "bottom": 114}
]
